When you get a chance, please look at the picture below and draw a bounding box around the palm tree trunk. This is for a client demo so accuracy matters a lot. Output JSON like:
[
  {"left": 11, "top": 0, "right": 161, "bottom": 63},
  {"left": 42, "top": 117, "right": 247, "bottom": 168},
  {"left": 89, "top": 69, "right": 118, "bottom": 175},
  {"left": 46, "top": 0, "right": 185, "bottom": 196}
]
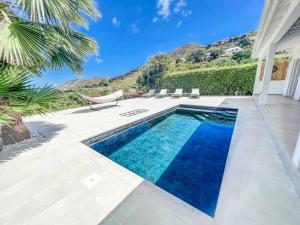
[{"left": 0, "top": 113, "right": 31, "bottom": 148}]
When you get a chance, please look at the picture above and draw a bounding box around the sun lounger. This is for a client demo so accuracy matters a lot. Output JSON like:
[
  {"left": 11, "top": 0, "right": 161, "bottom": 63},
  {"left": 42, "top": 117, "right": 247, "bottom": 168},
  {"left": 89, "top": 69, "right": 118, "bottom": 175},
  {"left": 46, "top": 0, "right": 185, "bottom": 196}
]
[
  {"left": 190, "top": 88, "right": 200, "bottom": 98},
  {"left": 143, "top": 89, "right": 156, "bottom": 98},
  {"left": 172, "top": 89, "right": 183, "bottom": 98},
  {"left": 73, "top": 90, "right": 123, "bottom": 110},
  {"left": 156, "top": 89, "right": 168, "bottom": 98}
]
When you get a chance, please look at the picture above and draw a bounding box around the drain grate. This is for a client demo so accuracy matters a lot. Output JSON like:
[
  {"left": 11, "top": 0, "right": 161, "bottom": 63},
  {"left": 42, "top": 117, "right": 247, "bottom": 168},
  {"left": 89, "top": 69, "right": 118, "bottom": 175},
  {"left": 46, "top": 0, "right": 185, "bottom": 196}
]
[{"left": 120, "top": 109, "right": 149, "bottom": 117}]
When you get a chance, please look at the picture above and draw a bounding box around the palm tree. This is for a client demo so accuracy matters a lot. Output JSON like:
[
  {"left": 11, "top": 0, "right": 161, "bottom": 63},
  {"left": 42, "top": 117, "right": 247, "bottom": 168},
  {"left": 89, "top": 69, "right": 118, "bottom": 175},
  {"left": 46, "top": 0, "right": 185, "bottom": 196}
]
[
  {"left": 0, "top": 0, "right": 100, "bottom": 73},
  {"left": 0, "top": 67, "right": 61, "bottom": 150},
  {"left": 0, "top": 0, "right": 100, "bottom": 149},
  {"left": 138, "top": 54, "right": 174, "bottom": 89}
]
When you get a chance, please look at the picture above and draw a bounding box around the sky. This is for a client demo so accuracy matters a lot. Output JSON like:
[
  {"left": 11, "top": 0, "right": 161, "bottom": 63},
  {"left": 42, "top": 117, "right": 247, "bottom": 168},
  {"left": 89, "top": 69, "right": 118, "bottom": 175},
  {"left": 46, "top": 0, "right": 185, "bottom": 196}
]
[{"left": 34, "top": 0, "right": 265, "bottom": 86}]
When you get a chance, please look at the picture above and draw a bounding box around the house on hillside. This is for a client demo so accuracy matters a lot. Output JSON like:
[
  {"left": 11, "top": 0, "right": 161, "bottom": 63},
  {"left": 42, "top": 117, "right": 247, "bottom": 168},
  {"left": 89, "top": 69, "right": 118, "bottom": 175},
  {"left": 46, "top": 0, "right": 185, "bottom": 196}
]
[{"left": 224, "top": 46, "right": 243, "bottom": 56}]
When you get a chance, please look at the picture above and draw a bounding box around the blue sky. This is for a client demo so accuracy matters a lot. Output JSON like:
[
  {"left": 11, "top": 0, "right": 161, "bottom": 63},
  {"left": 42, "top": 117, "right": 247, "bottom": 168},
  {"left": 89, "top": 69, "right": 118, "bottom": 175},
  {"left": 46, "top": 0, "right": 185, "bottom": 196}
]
[{"left": 34, "top": 0, "right": 265, "bottom": 86}]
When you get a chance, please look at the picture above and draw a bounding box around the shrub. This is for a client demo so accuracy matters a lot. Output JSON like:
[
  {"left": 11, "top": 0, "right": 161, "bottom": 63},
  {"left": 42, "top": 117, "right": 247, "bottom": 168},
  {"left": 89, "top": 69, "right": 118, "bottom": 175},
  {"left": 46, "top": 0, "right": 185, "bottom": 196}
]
[
  {"left": 209, "top": 58, "right": 238, "bottom": 67},
  {"left": 186, "top": 49, "right": 206, "bottom": 63},
  {"left": 239, "top": 38, "right": 251, "bottom": 47},
  {"left": 231, "top": 48, "right": 252, "bottom": 63},
  {"left": 160, "top": 63, "right": 257, "bottom": 95},
  {"left": 208, "top": 49, "right": 220, "bottom": 60},
  {"left": 138, "top": 53, "right": 174, "bottom": 89}
]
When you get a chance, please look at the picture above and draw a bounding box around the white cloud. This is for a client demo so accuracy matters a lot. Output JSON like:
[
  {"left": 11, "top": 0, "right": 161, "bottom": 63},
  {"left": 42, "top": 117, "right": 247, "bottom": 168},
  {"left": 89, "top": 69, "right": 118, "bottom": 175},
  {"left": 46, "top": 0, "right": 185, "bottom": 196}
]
[
  {"left": 155, "top": 0, "right": 190, "bottom": 22},
  {"left": 152, "top": 17, "right": 159, "bottom": 23},
  {"left": 131, "top": 24, "right": 139, "bottom": 34},
  {"left": 174, "top": 0, "right": 186, "bottom": 13},
  {"left": 95, "top": 57, "right": 103, "bottom": 64},
  {"left": 182, "top": 10, "right": 192, "bottom": 17},
  {"left": 112, "top": 17, "right": 120, "bottom": 27},
  {"left": 157, "top": 0, "right": 173, "bottom": 20},
  {"left": 177, "top": 20, "right": 182, "bottom": 27}
]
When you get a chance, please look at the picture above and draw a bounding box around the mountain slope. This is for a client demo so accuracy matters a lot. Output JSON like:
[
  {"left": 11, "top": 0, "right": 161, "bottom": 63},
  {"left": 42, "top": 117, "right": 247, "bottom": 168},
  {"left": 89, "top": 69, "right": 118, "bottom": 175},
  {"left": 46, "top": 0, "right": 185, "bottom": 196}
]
[
  {"left": 168, "top": 44, "right": 205, "bottom": 59},
  {"left": 59, "top": 31, "right": 256, "bottom": 91}
]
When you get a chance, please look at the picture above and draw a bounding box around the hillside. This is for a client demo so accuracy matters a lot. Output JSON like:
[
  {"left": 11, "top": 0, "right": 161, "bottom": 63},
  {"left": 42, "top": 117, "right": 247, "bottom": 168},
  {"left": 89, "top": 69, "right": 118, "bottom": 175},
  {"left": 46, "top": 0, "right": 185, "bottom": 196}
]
[
  {"left": 58, "top": 77, "right": 109, "bottom": 90},
  {"left": 59, "top": 31, "right": 256, "bottom": 91},
  {"left": 168, "top": 44, "right": 205, "bottom": 59}
]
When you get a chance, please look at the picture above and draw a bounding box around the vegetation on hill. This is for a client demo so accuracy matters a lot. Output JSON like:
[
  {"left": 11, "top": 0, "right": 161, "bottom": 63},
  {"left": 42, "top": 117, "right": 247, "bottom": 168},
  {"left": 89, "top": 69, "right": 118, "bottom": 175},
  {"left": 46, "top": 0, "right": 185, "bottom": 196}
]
[
  {"left": 136, "top": 32, "right": 256, "bottom": 91},
  {"left": 47, "top": 31, "right": 259, "bottom": 114},
  {"left": 61, "top": 31, "right": 257, "bottom": 98}
]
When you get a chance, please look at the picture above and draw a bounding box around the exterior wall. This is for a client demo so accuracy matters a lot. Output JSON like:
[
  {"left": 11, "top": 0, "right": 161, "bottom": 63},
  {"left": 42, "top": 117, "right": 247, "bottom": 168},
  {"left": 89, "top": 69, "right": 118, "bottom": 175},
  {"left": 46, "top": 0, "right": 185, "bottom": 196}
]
[
  {"left": 253, "top": 56, "right": 290, "bottom": 95},
  {"left": 253, "top": 80, "right": 286, "bottom": 94}
]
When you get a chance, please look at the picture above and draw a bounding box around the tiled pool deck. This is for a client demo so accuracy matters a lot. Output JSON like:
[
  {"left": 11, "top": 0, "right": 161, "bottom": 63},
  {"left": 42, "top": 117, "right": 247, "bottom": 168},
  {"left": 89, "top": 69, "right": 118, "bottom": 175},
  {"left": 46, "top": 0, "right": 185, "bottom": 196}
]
[{"left": 0, "top": 96, "right": 300, "bottom": 225}]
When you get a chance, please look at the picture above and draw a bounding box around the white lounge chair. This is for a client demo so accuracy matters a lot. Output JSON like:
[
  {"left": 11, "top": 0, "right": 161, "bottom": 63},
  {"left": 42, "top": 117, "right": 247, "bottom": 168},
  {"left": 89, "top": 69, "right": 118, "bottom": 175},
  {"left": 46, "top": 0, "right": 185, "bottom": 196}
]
[
  {"left": 190, "top": 88, "right": 200, "bottom": 98},
  {"left": 143, "top": 89, "right": 156, "bottom": 98},
  {"left": 73, "top": 90, "right": 123, "bottom": 110},
  {"left": 172, "top": 89, "right": 183, "bottom": 98},
  {"left": 156, "top": 89, "right": 168, "bottom": 98}
]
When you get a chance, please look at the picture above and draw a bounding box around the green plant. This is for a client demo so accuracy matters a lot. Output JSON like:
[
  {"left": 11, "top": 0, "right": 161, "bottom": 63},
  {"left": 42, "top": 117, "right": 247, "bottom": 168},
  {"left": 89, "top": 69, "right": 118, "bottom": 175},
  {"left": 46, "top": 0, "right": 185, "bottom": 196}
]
[
  {"left": 231, "top": 48, "right": 252, "bottom": 63},
  {"left": 239, "top": 38, "right": 251, "bottom": 47},
  {"left": 209, "top": 58, "right": 238, "bottom": 67},
  {"left": 208, "top": 49, "right": 220, "bottom": 60},
  {"left": 138, "top": 53, "right": 174, "bottom": 89},
  {"left": 0, "top": 0, "right": 100, "bottom": 146},
  {"left": 0, "top": 0, "right": 100, "bottom": 73},
  {"left": 160, "top": 63, "right": 257, "bottom": 95},
  {"left": 186, "top": 49, "right": 206, "bottom": 63},
  {"left": 0, "top": 67, "right": 61, "bottom": 124}
]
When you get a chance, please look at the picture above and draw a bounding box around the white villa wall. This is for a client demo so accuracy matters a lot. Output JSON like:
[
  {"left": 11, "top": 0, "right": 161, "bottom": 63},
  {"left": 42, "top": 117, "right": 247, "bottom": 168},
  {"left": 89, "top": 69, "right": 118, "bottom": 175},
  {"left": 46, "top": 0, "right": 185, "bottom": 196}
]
[{"left": 253, "top": 80, "right": 286, "bottom": 94}]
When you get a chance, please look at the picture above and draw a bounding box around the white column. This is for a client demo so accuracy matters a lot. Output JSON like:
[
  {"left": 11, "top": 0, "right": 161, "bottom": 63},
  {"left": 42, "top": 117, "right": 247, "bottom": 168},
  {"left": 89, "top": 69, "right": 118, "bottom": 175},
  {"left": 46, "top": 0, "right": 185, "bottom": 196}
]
[
  {"left": 259, "top": 43, "right": 277, "bottom": 105},
  {"left": 292, "top": 133, "right": 300, "bottom": 168},
  {"left": 282, "top": 50, "right": 296, "bottom": 96},
  {"left": 282, "top": 46, "right": 300, "bottom": 96},
  {"left": 293, "top": 46, "right": 300, "bottom": 100},
  {"left": 294, "top": 74, "right": 300, "bottom": 100},
  {"left": 253, "top": 58, "right": 264, "bottom": 95}
]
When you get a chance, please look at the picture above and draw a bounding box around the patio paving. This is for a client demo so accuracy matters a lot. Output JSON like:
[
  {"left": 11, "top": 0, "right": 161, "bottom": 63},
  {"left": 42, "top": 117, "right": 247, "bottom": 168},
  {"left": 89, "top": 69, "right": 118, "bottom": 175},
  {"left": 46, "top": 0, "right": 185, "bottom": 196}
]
[{"left": 0, "top": 96, "right": 300, "bottom": 225}]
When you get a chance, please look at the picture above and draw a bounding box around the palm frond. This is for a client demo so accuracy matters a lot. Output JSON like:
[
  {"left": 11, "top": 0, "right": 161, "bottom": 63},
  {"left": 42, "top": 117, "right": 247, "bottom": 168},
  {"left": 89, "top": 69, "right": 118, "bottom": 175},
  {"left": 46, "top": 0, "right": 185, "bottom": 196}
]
[
  {"left": 19, "top": 84, "right": 62, "bottom": 109},
  {"left": 16, "top": 0, "right": 100, "bottom": 28},
  {"left": 0, "top": 66, "right": 31, "bottom": 98},
  {"left": 0, "top": 67, "right": 62, "bottom": 124},
  {"left": 0, "top": 19, "right": 98, "bottom": 73},
  {"left": 46, "top": 26, "right": 98, "bottom": 73},
  {"left": 0, "top": 20, "right": 47, "bottom": 67}
]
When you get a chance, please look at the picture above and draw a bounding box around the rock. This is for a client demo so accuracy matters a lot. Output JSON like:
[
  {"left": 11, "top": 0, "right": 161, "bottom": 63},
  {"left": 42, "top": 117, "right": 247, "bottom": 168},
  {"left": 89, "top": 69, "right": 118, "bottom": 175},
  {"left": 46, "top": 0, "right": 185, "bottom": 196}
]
[{"left": 0, "top": 117, "right": 31, "bottom": 145}]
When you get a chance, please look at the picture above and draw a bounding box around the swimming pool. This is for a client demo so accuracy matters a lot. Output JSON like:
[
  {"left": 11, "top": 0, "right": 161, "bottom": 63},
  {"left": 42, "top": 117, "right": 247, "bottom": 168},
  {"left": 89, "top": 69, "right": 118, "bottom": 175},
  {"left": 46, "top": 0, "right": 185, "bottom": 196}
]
[{"left": 85, "top": 105, "right": 237, "bottom": 217}]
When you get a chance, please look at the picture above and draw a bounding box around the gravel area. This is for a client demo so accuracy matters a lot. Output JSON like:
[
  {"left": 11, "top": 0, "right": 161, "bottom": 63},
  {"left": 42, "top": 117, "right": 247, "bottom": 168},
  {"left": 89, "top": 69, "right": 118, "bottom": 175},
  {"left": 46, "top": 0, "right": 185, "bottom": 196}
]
[{"left": 2, "top": 132, "right": 45, "bottom": 152}]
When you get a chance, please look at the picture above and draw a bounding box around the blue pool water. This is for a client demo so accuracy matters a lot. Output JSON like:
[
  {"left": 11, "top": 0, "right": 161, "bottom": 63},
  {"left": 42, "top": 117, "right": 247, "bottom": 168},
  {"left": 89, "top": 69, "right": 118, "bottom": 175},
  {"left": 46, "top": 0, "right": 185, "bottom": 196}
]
[{"left": 89, "top": 107, "right": 236, "bottom": 217}]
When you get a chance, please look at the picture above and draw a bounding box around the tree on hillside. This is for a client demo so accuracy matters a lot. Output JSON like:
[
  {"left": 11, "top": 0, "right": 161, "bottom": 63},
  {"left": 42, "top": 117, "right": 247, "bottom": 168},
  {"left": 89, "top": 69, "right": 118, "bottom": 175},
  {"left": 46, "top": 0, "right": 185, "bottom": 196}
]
[
  {"left": 187, "top": 49, "right": 206, "bottom": 63},
  {"left": 239, "top": 38, "right": 251, "bottom": 47},
  {"left": 0, "top": 0, "right": 100, "bottom": 147},
  {"left": 208, "top": 49, "right": 220, "bottom": 61},
  {"left": 231, "top": 48, "right": 252, "bottom": 63},
  {"left": 138, "top": 54, "right": 174, "bottom": 89}
]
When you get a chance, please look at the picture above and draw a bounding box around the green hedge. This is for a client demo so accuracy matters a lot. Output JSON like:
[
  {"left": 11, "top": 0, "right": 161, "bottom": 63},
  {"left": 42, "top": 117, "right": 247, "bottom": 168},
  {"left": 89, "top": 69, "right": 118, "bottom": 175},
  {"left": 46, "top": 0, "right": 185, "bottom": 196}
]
[{"left": 161, "top": 63, "right": 257, "bottom": 95}]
